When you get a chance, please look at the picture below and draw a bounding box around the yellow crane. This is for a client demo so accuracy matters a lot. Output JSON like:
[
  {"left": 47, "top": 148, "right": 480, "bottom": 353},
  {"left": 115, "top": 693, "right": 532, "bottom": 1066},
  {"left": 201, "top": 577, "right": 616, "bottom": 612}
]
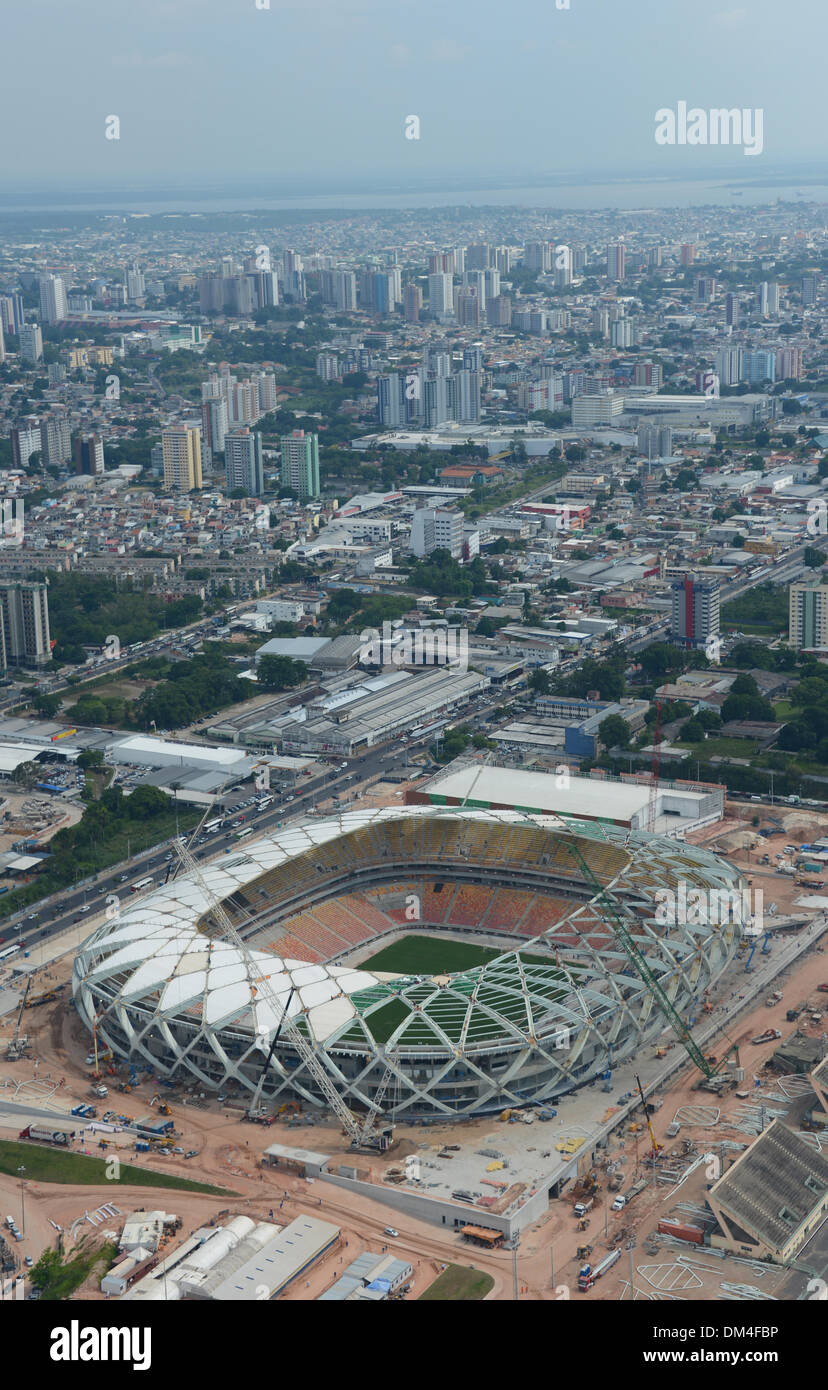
[{"left": 635, "top": 1073, "right": 661, "bottom": 1155}]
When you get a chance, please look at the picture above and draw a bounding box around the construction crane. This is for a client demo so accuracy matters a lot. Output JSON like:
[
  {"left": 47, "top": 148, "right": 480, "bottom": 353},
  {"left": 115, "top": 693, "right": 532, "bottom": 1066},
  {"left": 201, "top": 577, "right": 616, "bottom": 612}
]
[
  {"left": 7, "top": 976, "right": 32, "bottom": 1059},
  {"left": 635, "top": 1072, "right": 662, "bottom": 1155},
  {"left": 562, "top": 839, "right": 718, "bottom": 1082},
  {"left": 172, "top": 839, "right": 394, "bottom": 1151},
  {"left": 646, "top": 698, "right": 664, "bottom": 834}
]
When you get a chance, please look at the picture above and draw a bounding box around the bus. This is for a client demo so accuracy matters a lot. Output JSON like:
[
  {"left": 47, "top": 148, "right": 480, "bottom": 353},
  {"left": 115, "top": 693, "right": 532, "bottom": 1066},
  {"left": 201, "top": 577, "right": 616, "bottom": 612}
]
[
  {"left": 204, "top": 818, "right": 224, "bottom": 834},
  {"left": 0, "top": 943, "right": 21, "bottom": 964},
  {"left": 234, "top": 828, "right": 254, "bottom": 841},
  {"left": 130, "top": 877, "right": 154, "bottom": 894}
]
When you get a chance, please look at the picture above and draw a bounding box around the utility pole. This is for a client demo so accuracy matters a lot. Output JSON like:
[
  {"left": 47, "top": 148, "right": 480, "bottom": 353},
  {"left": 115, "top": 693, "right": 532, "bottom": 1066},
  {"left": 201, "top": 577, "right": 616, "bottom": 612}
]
[
  {"left": 549, "top": 1245, "right": 554, "bottom": 1288},
  {"left": 512, "top": 1246, "right": 519, "bottom": 1301},
  {"left": 17, "top": 1167, "right": 25, "bottom": 1235},
  {"left": 628, "top": 1242, "right": 636, "bottom": 1301}
]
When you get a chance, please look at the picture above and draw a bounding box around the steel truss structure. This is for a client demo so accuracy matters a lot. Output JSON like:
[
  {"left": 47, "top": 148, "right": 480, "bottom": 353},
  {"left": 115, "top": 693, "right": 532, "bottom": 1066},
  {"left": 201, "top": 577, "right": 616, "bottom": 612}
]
[{"left": 72, "top": 807, "right": 743, "bottom": 1118}]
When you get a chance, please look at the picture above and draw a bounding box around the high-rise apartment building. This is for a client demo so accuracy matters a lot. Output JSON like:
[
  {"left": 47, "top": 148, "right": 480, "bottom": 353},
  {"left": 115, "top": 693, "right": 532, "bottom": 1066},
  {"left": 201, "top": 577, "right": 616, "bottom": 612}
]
[
  {"left": 714, "top": 346, "right": 743, "bottom": 387},
  {"left": 40, "top": 412, "right": 72, "bottom": 465},
  {"left": 670, "top": 575, "right": 720, "bottom": 651},
  {"left": 428, "top": 273, "right": 454, "bottom": 315},
  {"left": 281, "top": 429, "right": 320, "bottom": 500},
  {"left": 224, "top": 428, "right": 264, "bottom": 496},
  {"left": 0, "top": 581, "right": 51, "bottom": 669},
  {"left": 456, "top": 286, "right": 481, "bottom": 327},
  {"left": 606, "top": 243, "right": 626, "bottom": 281},
  {"left": 725, "top": 293, "right": 740, "bottom": 327},
  {"left": 19, "top": 324, "right": 43, "bottom": 363},
  {"left": 776, "top": 346, "right": 803, "bottom": 380},
  {"left": 73, "top": 433, "right": 105, "bottom": 476},
  {"left": 789, "top": 580, "right": 828, "bottom": 650},
  {"left": 680, "top": 244, "right": 696, "bottom": 266},
  {"left": 201, "top": 396, "right": 229, "bottom": 455},
  {"left": 403, "top": 283, "right": 422, "bottom": 323},
  {"left": 9, "top": 421, "right": 42, "bottom": 469},
  {"left": 802, "top": 275, "right": 819, "bottom": 308},
  {"left": 465, "top": 243, "right": 491, "bottom": 269},
  {"left": 162, "top": 424, "right": 203, "bottom": 491},
  {"left": 38, "top": 274, "right": 68, "bottom": 325},
  {"left": 377, "top": 373, "right": 407, "bottom": 428}
]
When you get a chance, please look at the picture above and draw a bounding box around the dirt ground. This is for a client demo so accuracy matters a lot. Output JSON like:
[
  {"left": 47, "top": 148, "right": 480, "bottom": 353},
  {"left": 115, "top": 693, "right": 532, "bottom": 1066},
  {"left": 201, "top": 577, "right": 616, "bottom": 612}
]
[{"left": 1, "top": 796, "right": 827, "bottom": 1301}]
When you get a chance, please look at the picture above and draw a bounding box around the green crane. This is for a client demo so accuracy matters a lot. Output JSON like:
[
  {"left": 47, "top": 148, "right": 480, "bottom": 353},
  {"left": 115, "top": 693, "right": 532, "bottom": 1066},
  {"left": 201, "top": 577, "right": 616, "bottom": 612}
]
[{"left": 563, "top": 840, "right": 716, "bottom": 1081}]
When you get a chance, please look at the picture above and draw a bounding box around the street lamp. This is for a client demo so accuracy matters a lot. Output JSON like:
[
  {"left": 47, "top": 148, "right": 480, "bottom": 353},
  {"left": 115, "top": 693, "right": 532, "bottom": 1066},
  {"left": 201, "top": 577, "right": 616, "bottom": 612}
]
[{"left": 17, "top": 1167, "right": 25, "bottom": 1236}]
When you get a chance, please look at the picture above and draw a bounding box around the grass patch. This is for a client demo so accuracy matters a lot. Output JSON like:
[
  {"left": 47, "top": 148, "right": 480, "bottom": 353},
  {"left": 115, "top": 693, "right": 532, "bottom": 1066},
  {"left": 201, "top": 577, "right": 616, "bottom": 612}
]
[
  {"left": 0, "top": 1140, "right": 232, "bottom": 1196},
  {"left": 419, "top": 1264, "right": 494, "bottom": 1301},
  {"left": 363, "top": 934, "right": 548, "bottom": 975},
  {"left": 676, "top": 737, "right": 760, "bottom": 759},
  {"left": 31, "top": 1238, "right": 118, "bottom": 1301}
]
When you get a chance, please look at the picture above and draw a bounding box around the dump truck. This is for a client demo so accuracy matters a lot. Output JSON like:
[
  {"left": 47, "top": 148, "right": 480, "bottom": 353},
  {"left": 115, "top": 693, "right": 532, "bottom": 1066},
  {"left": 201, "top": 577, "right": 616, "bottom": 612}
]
[{"left": 573, "top": 1197, "right": 595, "bottom": 1219}]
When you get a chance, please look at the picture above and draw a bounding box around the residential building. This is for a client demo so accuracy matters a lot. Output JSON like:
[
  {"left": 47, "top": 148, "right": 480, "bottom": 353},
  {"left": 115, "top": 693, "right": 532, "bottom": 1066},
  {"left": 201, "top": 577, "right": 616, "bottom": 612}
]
[
  {"left": 74, "top": 433, "right": 105, "bottom": 476},
  {"left": 281, "top": 429, "right": 320, "bottom": 500},
  {"left": 19, "top": 324, "right": 43, "bottom": 363},
  {"left": 670, "top": 574, "right": 720, "bottom": 651},
  {"left": 789, "top": 579, "right": 828, "bottom": 650},
  {"left": 0, "top": 580, "right": 51, "bottom": 669},
  {"left": 162, "top": 424, "right": 203, "bottom": 492},
  {"left": 409, "top": 506, "right": 464, "bottom": 559},
  {"left": 224, "top": 428, "right": 264, "bottom": 497},
  {"left": 39, "top": 274, "right": 68, "bottom": 324}
]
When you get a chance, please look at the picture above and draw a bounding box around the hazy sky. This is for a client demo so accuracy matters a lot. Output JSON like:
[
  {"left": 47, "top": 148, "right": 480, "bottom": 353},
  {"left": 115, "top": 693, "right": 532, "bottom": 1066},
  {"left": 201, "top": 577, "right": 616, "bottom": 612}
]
[{"left": 4, "top": 0, "right": 827, "bottom": 190}]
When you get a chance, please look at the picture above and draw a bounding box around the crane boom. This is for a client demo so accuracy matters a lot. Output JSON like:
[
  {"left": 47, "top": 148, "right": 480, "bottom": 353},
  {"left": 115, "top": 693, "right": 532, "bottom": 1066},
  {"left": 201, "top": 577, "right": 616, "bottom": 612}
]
[
  {"left": 563, "top": 840, "right": 715, "bottom": 1081},
  {"left": 635, "top": 1072, "right": 662, "bottom": 1153}
]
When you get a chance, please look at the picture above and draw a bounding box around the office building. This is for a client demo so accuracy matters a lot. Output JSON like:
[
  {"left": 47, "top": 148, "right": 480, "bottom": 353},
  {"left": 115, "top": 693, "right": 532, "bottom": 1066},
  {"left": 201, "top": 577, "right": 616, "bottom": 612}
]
[
  {"left": 74, "top": 433, "right": 105, "bottom": 476},
  {"left": 19, "top": 324, "right": 43, "bottom": 363},
  {"left": 162, "top": 424, "right": 203, "bottom": 492},
  {"left": 224, "top": 428, "right": 264, "bottom": 497},
  {"left": 790, "top": 580, "right": 828, "bottom": 650},
  {"left": 670, "top": 575, "right": 720, "bottom": 651},
  {"left": 39, "top": 274, "right": 68, "bottom": 325},
  {"left": 409, "top": 506, "right": 464, "bottom": 559},
  {"left": 281, "top": 429, "right": 320, "bottom": 500},
  {"left": 606, "top": 243, "right": 626, "bottom": 281},
  {"left": 0, "top": 581, "right": 51, "bottom": 669}
]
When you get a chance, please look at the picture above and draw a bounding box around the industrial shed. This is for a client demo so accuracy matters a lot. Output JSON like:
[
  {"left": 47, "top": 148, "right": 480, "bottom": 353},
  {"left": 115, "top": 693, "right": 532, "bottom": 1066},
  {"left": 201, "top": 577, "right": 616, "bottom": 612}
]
[{"left": 706, "top": 1121, "right": 828, "bottom": 1262}]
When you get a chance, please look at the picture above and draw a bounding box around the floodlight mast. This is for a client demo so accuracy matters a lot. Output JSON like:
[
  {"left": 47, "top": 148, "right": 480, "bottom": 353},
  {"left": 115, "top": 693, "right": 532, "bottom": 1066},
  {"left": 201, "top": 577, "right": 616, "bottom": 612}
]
[{"left": 172, "top": 839, "right": 394, "bottom": 1146}]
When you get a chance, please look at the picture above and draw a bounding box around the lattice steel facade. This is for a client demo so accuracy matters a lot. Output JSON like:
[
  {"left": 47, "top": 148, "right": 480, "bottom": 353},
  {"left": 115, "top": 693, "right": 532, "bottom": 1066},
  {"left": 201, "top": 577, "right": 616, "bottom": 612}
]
[{"left": 72, "top": 807, "right": 744, "bottom": 1118}]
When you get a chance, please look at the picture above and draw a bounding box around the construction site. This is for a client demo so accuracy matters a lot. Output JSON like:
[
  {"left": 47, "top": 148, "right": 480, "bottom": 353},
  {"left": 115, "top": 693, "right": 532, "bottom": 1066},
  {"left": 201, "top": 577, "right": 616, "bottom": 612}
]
[{"left": 1, "top": 795, "right": 827, "bottom": 1302}]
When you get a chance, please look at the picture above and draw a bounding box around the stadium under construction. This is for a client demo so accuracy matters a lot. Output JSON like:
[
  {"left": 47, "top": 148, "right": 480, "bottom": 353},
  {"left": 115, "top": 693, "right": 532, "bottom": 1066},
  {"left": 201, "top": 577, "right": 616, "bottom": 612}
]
[{"left": 71, "top": 807, "right": 746, "bottom": 1121}]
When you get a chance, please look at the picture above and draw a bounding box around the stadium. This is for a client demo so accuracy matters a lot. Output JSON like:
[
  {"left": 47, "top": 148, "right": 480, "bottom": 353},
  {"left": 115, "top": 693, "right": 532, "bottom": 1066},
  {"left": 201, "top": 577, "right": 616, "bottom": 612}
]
[{"left": 72, "top": 806, "right": 745, "bottom": 1120}]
